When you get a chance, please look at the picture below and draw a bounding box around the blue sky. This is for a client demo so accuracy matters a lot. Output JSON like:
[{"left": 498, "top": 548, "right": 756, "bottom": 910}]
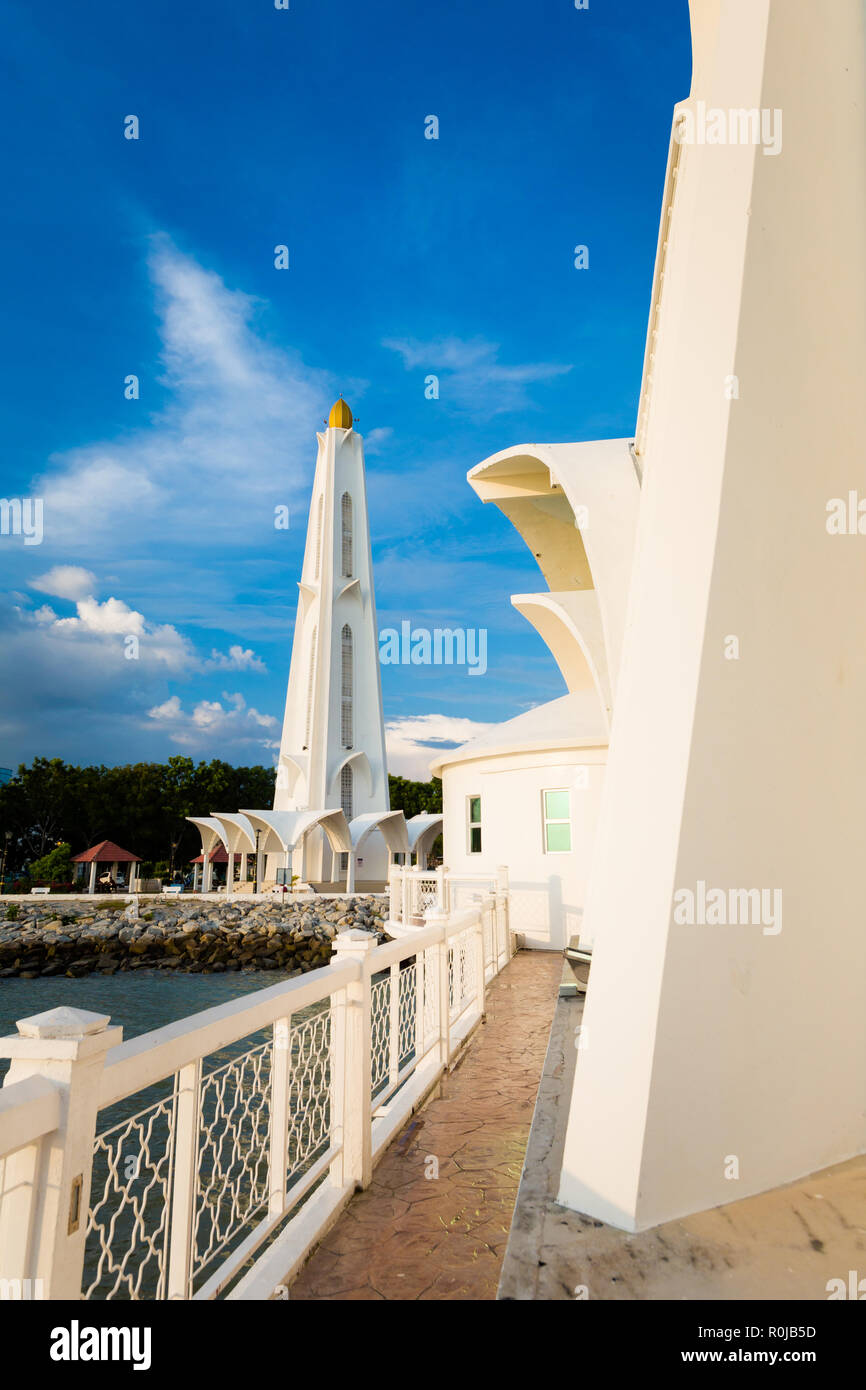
[{"left": 0, "top": 0, "right": 691, "bottom": 778}]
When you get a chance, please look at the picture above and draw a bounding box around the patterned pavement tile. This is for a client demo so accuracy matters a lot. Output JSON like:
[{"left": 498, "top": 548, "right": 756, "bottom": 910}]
[{"left": 289, "top": 950, "right": 561, "bottom": 1301}]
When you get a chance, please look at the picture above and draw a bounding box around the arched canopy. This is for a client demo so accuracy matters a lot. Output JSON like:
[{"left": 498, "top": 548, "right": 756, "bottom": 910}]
[
  {"left": 187, "top": 817, "right": 229, "bottom": 856},
  {"left": 330, "top": 749, "right": 373, "bottom": 799},
  {"left": 240, "top": 808, "right": 352, "bottom": 856},
  {"left": 208, "top": 812, "right": 257, "bottom": 855},
  {"left": 511, "top": 590, "right": 612, "bottom": 731},
  {"left": 349, "top": 810, "right": 410, "bottom": 854},
  {"left": 406, "top": 813, "right": 443, "bottom": 856},
  {"left": 467, "top": 439, "right": 639, "bottom": 705}
]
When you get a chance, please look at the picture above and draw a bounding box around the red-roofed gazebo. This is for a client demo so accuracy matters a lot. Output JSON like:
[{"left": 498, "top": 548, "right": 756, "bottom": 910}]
[{"left": 72, "top": 840, "right": 142, "bottom": 894}]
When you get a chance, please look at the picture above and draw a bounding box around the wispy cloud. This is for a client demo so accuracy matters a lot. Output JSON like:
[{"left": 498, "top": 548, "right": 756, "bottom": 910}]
[
  {"left": 31, "top": 565, "right": 98, "bottom": 601},
  {"left": 385, "top": 712, "right": 495, "bottom": 779},
  {"left": 32, "top": 235, "right": 329, "bottom": 555},
  {"left": 383, "top": 335, "right": 571, "bottom": 416},
  {"left": 148, "top": 691, "right": 278, "bottom": 751}
]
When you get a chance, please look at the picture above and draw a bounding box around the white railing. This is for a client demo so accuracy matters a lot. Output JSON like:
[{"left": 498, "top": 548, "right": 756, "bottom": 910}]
[
  {"left": 0, "top": 894, "right": 512, "bottom": 1302},
  {"left": 387, "top": 865, "right": 511, "bottom": 980}
]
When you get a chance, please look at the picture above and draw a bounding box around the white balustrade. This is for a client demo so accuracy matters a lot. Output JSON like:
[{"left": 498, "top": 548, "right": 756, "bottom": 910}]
[{"left": 0, "top": 887, "right": 512, "bottom": 1303}]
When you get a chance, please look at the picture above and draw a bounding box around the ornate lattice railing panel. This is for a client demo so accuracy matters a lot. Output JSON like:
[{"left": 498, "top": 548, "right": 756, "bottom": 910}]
[
  {"left": 370, "top": 976, "right": 390, "bottom": 1098},
  {"left": 84, "top": 1090, "right": 175, "bottom": 1300},
  {"left": 287, "top": 1008, "right": 331, "bottom": 1184},
  {"left": 449, "top": 927, "right": 477, "bottom": 1023},
  {"left": 398, "top": 962, "right": 417, "bottom": 1069},
  {"left": 192, "top": 1041, "right": 272, "bottom": 1286},
  {"left": 412, "top": 876, "right": 439, "bottom": 916}
]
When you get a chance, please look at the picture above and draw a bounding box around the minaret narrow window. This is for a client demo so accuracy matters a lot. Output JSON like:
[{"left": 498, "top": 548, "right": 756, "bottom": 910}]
[
  {"left": 303, "top": 625, "right": 317, "bottom": 749},
  {"left": 341, "top": 492, "right": 353, "bottom": 577},
  {"left": 314, "top": 495, "right": 324, "bottom": 579},
  {"left": 341, "top": 623, "right": 353, "bottom": 747},
  {"left": 341, "top": 764, "right": 353, "bottom": 822}
]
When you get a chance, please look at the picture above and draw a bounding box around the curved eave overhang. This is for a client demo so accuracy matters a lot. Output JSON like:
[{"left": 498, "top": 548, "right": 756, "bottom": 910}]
[
  {"left": 187, "top": 816, "right": 229, "bottom": 855},
  {"left": 429, "top": 732, "right": 606, "bottom": 779},
  {"left": 467, "top": 439, "right": 639, "bottom": 701},
  {"left": 406, "top": 813, "right": 444, "bottom": 854},
  {"left": 240, "top": 808, "right": 352, "bottom": 855},
  {"left": 511, "top": 591, "right": 612, "bottom": 732},
  {"left": 208, "top": 812, "right": 258, "bottom": 855},
  {"left": 349, "top": 810, "right": 410, "bottom": 854}
]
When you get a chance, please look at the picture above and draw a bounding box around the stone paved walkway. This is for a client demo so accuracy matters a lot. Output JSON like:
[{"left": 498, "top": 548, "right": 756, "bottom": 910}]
[{"left": 290, "top": 950, "right": 562, "bottom": 1300}]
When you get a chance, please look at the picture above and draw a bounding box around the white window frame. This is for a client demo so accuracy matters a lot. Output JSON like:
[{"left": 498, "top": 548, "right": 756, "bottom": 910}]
[
  {"left": 467, "top": 794, "right": 482, "bottom": 855},
  {"left": 542, "top": 788, "right": 571, "bottom": 854}
]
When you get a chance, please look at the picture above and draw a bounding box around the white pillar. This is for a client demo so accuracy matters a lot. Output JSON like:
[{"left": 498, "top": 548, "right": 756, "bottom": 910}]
[
  {"left": 87, "top": 861, "right": 96, "bottom": 895},
  {"left": 240, "top": 852, "right": 248, "bottom": 888},
  {"left": 193, "top": 862, "right": 200, "bottom": 892},
  {"left": 330, "top": 930, "right": 375, "bottom": 1189},
  {"left": 0, "top": 1007, "right": 122, "bottom": 1298},
  {"left": 202, "top": 852, "right": 212, "bottom": 893},
  {"left": 225, "top": 852, "right": 234, "bottom": 898},
  {"left": 346, "top": 852, "right": 356, "bottom": 894}
]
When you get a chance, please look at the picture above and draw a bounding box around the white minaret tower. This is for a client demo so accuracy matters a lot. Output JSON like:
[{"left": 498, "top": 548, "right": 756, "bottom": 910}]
[{"left": 274, "top": 397, "right": 390, "bottom": 884}]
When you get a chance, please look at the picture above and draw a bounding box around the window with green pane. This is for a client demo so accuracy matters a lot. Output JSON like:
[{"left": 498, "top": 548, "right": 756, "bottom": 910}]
[
  {"left": 468, "top": 795, "right": 482, "bottom": 854},
  {"left": 543, "top": 789, "right": 571, "bottom": 853}
]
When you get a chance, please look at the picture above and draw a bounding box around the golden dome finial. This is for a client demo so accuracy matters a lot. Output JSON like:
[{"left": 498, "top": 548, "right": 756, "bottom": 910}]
[{"left": 328, "top": 397, "right": 353, "bottom": 429}]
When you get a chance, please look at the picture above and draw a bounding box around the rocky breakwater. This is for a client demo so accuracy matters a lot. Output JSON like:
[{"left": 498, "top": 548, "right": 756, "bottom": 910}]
[{"left": 0, "top": 896, "right": 390, "bottom": 979}]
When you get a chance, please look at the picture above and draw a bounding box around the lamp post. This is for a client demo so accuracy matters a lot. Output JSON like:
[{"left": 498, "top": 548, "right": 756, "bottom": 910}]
[{"left": 0, "top": 830, "right": 11, "bottom": 893}]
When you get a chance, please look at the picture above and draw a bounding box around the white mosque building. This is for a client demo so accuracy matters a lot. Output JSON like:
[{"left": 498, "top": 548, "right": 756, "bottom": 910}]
[
  {"left": 431, "top": 439, "right": 640, "bottom": 952},
  {"left": 188, "top": 398, "right": 442, "bottom": 894}
]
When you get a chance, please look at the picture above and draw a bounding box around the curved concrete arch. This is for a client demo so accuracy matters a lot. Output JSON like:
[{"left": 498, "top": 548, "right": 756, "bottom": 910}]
[
  {"left": 330, "top": 749, "right": 373, "bottom": 800},
  {"left": 277, "top": 754, "right": 307, "bottom": 803},
  {"left": 240, "top": 808, "right": 352, "bottom": 856},
  {"left": 187, "top": 816, "right": 229, "bottom": 855},
  {"left": 208, "top": 812, "right": 257, "bottom": 855},
  {"left": 349, "top": 810, "right": 409, "bottom": 854},
  {"left": 511, "top": 591, "right": 612, "bottom": 731},
  {"left": 336, "top": 577, "right": 362, "bottom": 605},
  {"left": 468, "top": 439, "right": 639, "bottom": 703},
  {"left": 406, "top": 813, "right": 444, "bottom": 859}
]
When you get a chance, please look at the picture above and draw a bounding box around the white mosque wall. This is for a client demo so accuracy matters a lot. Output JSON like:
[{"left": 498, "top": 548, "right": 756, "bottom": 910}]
[
  {"left": 558, "top": 0, "right": 866, "bottom": 1231},
  {"left": 440, "top": 748, "right": 606, "bottom": 951}
]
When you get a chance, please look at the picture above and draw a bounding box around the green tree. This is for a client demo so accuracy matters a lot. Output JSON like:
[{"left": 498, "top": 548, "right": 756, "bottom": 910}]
[
  {"left": 388, "top": 775, "right": 442, "bottom": 817},
  {"left": 28, "top": 841, "right": 73, "bottom": 884}
]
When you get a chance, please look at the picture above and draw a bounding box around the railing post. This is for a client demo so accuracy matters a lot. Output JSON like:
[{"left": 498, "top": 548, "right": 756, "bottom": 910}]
[
  {"left": 268, "top": 1016, "right": 292, "bottom": 1216},
  {"left": 475, "top": 901, "right": 489, "bottom": 1016},
  {"left": 496, "top": 865, "right": 510, "bottom": 971},
  {"left": 329, "top": 987, "right": 348, "bottom": 1188},
  {"left": 167, "top": 1058, "right": 201, "bottom": 1300},
  {"left": 425, "top": 912, "right": 450, "bottom": 1070},
  {"left": 402, "top": 867, "right": 412, "bottom": 925},
  {"left": 435, "top": 865, "right": 447, "bottom": 914},
  {"left": 388, "top": 865, "right": 402, "bottom": 925},
  {"left": 330, "top": 930, "right": 375, "bottom": 1190},
  {"left": 0, "top": 1006, "right": 121, "bottom": 1299}
]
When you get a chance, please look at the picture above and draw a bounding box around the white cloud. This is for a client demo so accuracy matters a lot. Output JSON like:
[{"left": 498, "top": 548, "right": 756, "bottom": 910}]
[
  {"left": 364, "top": 426, "right": 393, "bottom": 456},
  {"left": 31, "top": 236, "right": 331, "bottom": 554},
  {"left": 147, "top": 691, "right": 279, "bottom": 750},
  {"left": 385, "top": 712, "right": 496, "bottom": 779},
  {"left": 206, "top": 644, "right": 267, "bottom": 673},
  {"left": 34, "top": 592, "right": 193, "bottom": 672},
  {"left": 383, "top": 335, "right": 571, "bottom": 415},
  {"left": 31, "top": 566, "right": 97, "bottom": 601}
]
